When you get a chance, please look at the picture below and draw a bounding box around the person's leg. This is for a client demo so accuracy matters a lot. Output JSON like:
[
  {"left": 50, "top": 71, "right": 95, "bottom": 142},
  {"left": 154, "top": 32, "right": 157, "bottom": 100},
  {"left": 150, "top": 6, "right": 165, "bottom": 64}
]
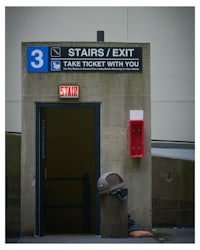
[{"left": 128, "top": 214, "right": 153, "bottom": 238}]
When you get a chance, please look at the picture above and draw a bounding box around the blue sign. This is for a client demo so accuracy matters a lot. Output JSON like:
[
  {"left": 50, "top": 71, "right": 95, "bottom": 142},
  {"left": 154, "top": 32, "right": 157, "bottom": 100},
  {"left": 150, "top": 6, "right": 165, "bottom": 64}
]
[
  {"left": 27, "top": 46, "right": 48, "bottom": 72},
  {"left": 26, "top": 46, "right": 142, "bottom": 72}
]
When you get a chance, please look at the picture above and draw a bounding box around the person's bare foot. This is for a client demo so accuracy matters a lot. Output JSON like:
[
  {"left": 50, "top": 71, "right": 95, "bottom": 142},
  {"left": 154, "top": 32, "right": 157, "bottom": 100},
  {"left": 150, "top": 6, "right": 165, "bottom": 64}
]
[{"left": 128, "top": 230, "right": 153, "bottom": 238}]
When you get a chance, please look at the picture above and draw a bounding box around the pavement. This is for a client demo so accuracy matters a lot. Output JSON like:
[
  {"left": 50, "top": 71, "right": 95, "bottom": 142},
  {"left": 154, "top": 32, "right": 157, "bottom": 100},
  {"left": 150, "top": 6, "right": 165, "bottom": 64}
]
[
  {"left": 6, "top": 227, "right": 194, "bottom": 244},
  {"left": 151, "top": 227, "right": 195, "bottom": 243}
]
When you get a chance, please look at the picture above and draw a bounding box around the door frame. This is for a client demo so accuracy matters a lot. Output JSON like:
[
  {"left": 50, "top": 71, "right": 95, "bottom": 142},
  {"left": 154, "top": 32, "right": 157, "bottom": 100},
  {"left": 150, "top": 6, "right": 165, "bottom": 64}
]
[{"left": 35, "top": 102, "right": 100, "bottom": 236}]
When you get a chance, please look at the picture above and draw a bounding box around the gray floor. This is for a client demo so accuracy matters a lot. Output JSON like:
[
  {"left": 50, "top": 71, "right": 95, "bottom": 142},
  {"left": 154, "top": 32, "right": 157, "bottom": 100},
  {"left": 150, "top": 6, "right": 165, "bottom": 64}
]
[{"left": 6, "top": 227, "right": 194, "bottom": 244}]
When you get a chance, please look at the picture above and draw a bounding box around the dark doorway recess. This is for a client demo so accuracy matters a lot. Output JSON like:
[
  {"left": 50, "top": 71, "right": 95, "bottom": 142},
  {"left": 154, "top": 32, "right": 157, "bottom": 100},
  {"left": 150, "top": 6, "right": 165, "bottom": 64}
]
[{"left": 36, "top": 103, "right": 100, "bottom": 235}]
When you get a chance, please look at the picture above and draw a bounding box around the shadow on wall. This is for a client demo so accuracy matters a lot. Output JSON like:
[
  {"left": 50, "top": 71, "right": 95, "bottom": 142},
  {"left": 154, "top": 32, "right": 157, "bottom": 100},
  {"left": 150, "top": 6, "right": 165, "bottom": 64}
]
[{"left": 6, "top": 133, "right": 21, "bottom": 238}]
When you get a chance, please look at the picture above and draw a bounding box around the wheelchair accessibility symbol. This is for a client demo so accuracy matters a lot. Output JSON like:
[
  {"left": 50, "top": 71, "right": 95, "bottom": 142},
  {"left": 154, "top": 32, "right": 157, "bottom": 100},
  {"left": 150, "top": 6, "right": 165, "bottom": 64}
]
[{"left": 51, "top": 61, "right": 61, "bottom": 71}]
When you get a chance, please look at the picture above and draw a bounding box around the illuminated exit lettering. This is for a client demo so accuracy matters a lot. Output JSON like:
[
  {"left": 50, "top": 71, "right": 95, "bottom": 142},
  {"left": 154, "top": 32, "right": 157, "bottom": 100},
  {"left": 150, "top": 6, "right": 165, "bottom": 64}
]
[{"left": 59, "top": 85, "right": 79, "bottom": 98}]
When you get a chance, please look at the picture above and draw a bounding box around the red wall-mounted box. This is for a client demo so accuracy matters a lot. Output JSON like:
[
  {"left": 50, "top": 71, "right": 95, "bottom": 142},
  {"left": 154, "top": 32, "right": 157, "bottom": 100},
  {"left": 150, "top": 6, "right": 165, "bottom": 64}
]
[{"left": 129, "top": 120, "right": 144, "bottom": 158}]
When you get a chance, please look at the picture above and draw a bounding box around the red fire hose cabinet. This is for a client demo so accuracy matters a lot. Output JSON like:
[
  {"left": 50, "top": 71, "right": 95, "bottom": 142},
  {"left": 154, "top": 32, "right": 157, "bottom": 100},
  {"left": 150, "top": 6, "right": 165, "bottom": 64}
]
[{"left": 129, "top": 120, "right": 144, "bottom": 158}]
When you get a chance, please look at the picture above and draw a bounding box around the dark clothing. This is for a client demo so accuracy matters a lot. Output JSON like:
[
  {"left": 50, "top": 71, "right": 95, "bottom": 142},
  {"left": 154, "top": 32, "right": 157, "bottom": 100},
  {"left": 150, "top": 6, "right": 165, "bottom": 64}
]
[{"left": 128, "top": 214, "right": 142, "bottom": 232}]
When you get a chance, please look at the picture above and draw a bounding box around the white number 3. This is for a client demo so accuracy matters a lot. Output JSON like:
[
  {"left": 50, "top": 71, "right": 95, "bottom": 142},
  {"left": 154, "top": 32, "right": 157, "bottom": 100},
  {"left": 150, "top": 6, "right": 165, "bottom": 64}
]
[{"left": 31, "top": 49, "right": 44, "bottom": 68}]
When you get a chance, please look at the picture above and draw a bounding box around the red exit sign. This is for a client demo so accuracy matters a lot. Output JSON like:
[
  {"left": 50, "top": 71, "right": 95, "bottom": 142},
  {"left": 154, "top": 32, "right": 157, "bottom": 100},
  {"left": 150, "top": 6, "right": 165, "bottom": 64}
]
[{"left": 59, "top": 85, "right": 79, "bottom": 98}]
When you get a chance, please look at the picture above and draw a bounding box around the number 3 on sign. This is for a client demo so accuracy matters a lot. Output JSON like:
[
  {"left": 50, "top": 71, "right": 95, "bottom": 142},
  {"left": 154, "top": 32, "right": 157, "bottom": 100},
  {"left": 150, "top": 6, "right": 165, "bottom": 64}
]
[
  {"left": 31, "top": 49, "right": 44, "bottom": 68},
  {"left": 27, "top": 46, "right": 48, "bottom": 72}
]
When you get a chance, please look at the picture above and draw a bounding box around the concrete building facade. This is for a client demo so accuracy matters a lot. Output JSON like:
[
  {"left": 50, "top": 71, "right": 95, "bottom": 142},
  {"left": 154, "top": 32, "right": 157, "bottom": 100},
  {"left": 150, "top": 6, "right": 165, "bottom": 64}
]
[{"left": 21, "top": 41, "right": 151, "bottom": 235}]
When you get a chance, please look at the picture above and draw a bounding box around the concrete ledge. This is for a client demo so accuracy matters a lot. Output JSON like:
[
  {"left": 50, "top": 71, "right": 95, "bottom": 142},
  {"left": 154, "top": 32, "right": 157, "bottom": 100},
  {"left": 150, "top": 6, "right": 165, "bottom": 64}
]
[
  {"left": 151, "top": 141, "right": 195, "bottom": 161},
  {"left": 151, "top": 148, "right": 194, "bottom": 161},
  {"left": 152, "top": 141, "right": 194, "bottom": 149}
]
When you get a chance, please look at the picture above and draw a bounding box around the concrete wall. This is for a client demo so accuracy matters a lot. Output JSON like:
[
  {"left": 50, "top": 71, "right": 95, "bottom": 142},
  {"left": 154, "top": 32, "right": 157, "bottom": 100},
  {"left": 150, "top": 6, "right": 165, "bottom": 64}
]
[
  {"left": 152, "top": 157, "right": 194, "bottom": 227},
  {"left": 6, "top": 6, "right": 195, "bottom": 141},
  {"left": 21, "top": 41, "right": 151, "bottom": 234},
  {"left": 6, "top": 133, "right": 21, "bottom": 237}
]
